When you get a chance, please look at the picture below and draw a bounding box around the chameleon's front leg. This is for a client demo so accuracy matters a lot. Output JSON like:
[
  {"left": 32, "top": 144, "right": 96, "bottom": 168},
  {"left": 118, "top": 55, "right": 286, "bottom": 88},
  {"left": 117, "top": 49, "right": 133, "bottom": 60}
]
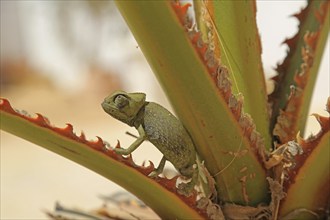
[{"left": 114, "top": 125, "right": 146, "bottom": 155}]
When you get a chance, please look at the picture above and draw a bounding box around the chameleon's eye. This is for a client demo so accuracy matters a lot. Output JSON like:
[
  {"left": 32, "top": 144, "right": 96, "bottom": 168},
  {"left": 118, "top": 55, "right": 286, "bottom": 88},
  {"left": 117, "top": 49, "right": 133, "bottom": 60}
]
[{"left": 114, "top": 94, "right": 129, "bottom": 109}]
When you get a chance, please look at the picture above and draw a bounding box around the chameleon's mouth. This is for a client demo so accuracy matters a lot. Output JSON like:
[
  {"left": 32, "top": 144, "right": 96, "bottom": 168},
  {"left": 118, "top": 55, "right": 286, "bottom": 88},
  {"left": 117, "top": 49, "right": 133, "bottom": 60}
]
[{"left": 101, "top": 100, "right": 111, "bottom": 113}]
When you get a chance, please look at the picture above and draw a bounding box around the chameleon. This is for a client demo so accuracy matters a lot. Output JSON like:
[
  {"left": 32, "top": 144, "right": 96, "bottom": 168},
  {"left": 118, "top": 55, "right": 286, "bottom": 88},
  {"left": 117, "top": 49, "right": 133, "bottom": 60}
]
[{"left": 101, "top": 90, "right": 214, "bottom": 196}]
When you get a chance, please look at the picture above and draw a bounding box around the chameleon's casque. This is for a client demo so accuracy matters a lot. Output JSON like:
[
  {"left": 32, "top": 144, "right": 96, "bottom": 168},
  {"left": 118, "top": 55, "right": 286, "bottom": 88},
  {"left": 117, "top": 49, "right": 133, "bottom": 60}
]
[{"left": 102, "top": 91, "right": 146, "bottom": 127}]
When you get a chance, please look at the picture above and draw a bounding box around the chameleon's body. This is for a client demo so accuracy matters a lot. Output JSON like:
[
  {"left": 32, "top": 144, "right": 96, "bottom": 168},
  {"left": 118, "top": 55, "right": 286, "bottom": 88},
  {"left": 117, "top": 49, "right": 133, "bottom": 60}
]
[
  {"left": 141, "top": 102, "right": 196, "bottom": 177},
  {"left": 101, "top": 91, "right": 206, "bottom": 194}
]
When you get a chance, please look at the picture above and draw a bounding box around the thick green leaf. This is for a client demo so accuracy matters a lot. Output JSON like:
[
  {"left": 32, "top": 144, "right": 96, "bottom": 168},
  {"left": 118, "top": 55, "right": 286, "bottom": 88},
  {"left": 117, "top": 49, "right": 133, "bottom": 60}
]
[
  {"left": 0, "top": 99, "right": 205, "bottom": 219},
  {"left": 196, "top": 1, "right": 271, "bottom": 147},
  {"left": 115, "top": 1, "right": 268, "bottom": 205}
]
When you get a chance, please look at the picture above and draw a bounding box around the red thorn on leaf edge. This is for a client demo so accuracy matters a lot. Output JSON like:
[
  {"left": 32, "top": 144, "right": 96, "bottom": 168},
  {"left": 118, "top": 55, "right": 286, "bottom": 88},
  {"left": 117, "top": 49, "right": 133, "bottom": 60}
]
[
  {"left": 34, "top": 113, "right": 49, "bottom": 126},
  {"left": 115, "top": 140, "right": 121, "bottom": 148},
  {"left": 172, "top": 2, "right": 191, "bottom": 24},
  {"left": 79, "top": 131, "right": 86, "bottom": 141},
  {"left": 90, "top": 136, "right": 104, "bottom": 150},
  {"left": 140, "top": 160, "right": 155, "bottom": 175}
]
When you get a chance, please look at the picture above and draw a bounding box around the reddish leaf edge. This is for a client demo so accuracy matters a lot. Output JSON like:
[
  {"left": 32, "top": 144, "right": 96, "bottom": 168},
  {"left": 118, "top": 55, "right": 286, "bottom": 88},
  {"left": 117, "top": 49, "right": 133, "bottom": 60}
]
[
  {"left": 285, "top": 98, "right": 330, "bottom": 189},
  {"left": 0, "top": 98, "right": 210, "bottom": 219},
  {"left": 271, "top": 1, "right": 329, "bottom": 143},
  {"left": 172, "top": 2, "right": 268, "bottom": 167},
  {"left": 262, "top": 98, "right": 329, "bottom": 219},
  {"left": 276, "top": 98, "right": 330, "bottom": 218}
]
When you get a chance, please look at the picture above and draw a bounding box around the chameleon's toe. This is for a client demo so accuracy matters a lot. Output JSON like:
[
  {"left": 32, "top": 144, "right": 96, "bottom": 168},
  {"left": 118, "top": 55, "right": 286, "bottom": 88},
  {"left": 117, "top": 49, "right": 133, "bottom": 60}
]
[
  {"left": 148, "top": 169, "right": 161, "bottom": 178},
  {"left": 177, "top": 169, "right": 198, "bottom": 197},
  {"left": 113, "top": 148, "right": 125, "bottom": 155},
  {"left": 177, "top": 182, "right": 194, "bottom": 197}
]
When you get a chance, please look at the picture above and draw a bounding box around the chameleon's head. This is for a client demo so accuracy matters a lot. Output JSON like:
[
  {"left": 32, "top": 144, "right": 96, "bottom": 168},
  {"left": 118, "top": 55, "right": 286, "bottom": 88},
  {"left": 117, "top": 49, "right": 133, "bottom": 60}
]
[{"left": 102, "top": 90, "right": 146, "bottom": 126}]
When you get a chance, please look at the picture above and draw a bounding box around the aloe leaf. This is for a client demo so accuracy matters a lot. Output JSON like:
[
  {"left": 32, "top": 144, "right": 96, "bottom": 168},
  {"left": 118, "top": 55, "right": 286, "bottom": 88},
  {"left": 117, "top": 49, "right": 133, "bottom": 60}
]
[
  {"left": 279, "top": 106, "right": 330, "bottom": 219},
  {"left": 114, "top": 1, "right": 268, "bottom": 205},
  {"left": 194, "top": 1, "right": 271, "bottom": 147},
  {"left": 270, "top": 1, "right": 329, "bottom": 142},
  {"left": 0, "top": 98, "right": 206, "bottom": 219}
]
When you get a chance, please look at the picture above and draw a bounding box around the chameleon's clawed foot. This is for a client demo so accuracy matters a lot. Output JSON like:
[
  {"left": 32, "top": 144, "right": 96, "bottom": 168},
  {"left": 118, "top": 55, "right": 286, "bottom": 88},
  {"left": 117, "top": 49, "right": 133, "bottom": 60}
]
[
  {"left": 177, "top": 181, "right": 195, "bottom": 197},
  {"left": 113, "top": 147, "right": 128, "bottom": 155},
  {"left": 177, "top": 168, "right": 199, "bottom": 197},
  {"left": 148, "top": 169, "right": 162, "bottom": 178},
  {"left": 148, "top": 156, "right": 167, "bottom": 178}
]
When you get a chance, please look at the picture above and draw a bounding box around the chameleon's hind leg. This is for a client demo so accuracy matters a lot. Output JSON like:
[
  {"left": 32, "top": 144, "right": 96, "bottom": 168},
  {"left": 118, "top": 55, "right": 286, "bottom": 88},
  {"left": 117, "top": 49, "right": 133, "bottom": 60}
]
[{"left": 177, "top": 165, "right": 198, "bottom": 196}]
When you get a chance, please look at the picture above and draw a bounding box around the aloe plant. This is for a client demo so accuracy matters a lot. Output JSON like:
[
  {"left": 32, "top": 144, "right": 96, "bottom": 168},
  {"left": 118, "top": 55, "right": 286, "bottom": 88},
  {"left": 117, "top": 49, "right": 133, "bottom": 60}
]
[{"left": 1, "top": 1, "right": 329, "bottom": 219}]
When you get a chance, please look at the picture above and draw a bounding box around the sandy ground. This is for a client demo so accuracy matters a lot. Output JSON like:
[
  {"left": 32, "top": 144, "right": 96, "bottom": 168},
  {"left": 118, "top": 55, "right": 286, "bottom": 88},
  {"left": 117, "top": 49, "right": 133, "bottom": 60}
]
[{"left": 0, "top": 82, "right": 164, "bottom": 219}]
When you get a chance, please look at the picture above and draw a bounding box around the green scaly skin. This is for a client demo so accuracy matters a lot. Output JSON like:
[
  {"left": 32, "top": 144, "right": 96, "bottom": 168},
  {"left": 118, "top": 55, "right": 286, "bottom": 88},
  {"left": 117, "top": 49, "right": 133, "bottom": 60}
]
[{"left": 101, "top": 91, "right": 211, "bottom": 196}]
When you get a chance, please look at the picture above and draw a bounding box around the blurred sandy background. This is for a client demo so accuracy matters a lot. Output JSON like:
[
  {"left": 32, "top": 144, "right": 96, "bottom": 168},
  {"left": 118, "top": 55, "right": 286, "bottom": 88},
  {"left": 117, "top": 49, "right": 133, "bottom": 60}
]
[{"left": 1, "top": 1, "right": 328, "bottom": 219}]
